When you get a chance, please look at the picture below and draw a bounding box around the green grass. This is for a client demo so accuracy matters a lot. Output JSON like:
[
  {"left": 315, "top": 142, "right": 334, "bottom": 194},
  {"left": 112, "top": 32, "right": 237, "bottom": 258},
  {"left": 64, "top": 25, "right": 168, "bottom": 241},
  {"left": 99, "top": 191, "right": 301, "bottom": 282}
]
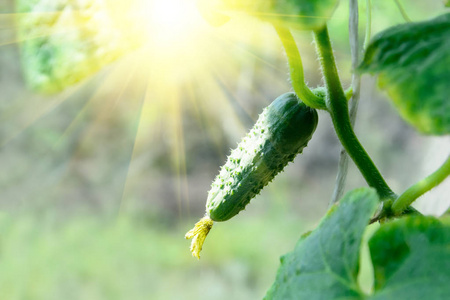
[{"left": 0, "top": 210, "right": 309, "bottom": 300}]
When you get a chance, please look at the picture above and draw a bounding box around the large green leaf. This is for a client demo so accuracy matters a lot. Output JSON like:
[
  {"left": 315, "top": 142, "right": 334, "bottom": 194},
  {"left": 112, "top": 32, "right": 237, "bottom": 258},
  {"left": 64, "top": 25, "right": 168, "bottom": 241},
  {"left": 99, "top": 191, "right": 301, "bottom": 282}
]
[
  {"left": 359, "top": 13, "right": 450, "bottom": 135},
  {"left": 264, "top": 188, "right": 379, "bottom": 300},
  {"left": 368, "top": 216, "right": 450, "bottom": 300},
  {"left": 197, "top": 0, "right": 340, "bottom": 30}
]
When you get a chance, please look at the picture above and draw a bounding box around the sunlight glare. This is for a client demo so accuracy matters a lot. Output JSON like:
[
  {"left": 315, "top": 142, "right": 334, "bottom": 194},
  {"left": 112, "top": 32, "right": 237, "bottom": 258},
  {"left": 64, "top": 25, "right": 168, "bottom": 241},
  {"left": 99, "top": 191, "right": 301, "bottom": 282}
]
[{"left": 145, "top": 0, "right": 201, "bottom": 47}]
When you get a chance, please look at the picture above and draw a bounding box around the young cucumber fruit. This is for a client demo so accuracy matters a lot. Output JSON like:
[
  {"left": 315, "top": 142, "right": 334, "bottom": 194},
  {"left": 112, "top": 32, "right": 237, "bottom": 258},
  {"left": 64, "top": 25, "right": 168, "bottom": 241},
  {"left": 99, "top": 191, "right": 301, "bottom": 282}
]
[
  {"left": 207, "top": 92, "right": 318, "bottom": 221},
  {"left": 186, "top": 92, "right": 318, "bottom": 258}
]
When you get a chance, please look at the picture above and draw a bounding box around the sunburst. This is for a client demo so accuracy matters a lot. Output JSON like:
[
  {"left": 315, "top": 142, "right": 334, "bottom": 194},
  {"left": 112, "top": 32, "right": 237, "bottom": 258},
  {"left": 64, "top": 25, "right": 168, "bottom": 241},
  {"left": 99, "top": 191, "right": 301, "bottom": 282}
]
[{"left": 0, "top": 0, "right": 290, "bottom": 217}]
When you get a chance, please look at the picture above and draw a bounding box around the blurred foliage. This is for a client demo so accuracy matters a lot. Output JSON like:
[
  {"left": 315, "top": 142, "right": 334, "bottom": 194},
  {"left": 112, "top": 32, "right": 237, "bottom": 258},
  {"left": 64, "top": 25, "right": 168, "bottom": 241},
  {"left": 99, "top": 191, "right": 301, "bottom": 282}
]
[
  {"left": 0, "top": 209, "right": 309, "bottom": 300},
  {"left": 16, "top": 0, "right": 139, "bottom": 93}
]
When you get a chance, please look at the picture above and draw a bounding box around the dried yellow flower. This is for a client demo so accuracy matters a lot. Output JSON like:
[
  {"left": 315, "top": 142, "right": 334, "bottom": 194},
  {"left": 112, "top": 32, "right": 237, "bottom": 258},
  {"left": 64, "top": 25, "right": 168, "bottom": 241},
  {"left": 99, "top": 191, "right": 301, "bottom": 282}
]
[{"left": 185, "top": 216, "right": 214, "bottom": 259}]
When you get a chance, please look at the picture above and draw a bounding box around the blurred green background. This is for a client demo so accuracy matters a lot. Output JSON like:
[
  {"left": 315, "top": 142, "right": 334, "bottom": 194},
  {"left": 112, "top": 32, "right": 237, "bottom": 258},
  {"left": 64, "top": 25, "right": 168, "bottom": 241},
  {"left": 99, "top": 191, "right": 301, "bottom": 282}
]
[{"left": 0, "top": 0, "right": 448, "bottom": 299}]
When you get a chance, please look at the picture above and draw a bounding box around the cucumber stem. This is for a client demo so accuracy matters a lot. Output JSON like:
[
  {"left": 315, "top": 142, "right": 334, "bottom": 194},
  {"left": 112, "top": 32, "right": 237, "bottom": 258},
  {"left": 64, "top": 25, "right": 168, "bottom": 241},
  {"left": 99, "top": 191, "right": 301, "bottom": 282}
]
[
  {"left": 274, "top": 26, "right": 327, "bottom": 110},
  {"left": 313, "top": 25, "right": 395, "bottom": 200},
  {"left": 392, "top": 154, "right": 450, "bottom": 215},
  {"left": 330, "top": 0, "right": 362, "bottom": 206}
]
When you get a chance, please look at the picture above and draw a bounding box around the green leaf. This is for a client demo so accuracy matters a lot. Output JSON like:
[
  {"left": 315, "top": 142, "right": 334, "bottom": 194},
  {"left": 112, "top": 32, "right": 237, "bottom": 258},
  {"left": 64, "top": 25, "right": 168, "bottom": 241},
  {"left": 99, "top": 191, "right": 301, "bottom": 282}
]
[
  {"left": 368, "top": 216, "right": 450, "bottom": 299},
  {"left": 359, "top": 13, "right": 450, "bottom": 135},
  {"left": 264, "top": 188, "right": 379, "bottom": 300},
  {"left": 198, "top": 0, "right": 340, "bottom": 30}
]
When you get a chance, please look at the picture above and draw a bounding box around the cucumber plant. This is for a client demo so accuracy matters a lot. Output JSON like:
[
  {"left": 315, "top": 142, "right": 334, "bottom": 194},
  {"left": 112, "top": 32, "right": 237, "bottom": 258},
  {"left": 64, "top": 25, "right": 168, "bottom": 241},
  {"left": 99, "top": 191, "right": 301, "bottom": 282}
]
[{"left": 187, "top": 0, "right": 450, "bottom": 298}]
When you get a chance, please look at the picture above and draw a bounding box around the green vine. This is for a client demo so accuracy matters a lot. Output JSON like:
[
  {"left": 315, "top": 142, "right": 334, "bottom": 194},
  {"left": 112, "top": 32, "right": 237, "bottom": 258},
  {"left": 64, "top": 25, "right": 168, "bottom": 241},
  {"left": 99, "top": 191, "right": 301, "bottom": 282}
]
[
  {"left": 392, "top": 154, "right": 450, "bottom": 215},
  {"left": 274, "top": 26, "right": 327, "bottom": 110},
  {"left": 330, "top": 0, "right": 363, "bottom": 206},
  {"left": 313, "top": 25, "right": 395, "bottom": 201}
]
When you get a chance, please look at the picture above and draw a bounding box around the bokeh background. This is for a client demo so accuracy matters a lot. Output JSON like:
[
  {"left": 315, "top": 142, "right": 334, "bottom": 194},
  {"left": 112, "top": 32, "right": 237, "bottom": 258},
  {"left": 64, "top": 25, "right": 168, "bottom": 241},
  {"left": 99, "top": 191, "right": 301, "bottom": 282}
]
[{"left": 0, "top": 0, "right": 448, "bottom": 299}]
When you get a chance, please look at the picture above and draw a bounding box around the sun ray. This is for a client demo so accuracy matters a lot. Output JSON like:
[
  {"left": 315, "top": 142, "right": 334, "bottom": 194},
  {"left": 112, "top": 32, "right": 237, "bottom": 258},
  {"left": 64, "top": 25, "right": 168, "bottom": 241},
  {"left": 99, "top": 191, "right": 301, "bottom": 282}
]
[
  {"left": 0, "top": 26, "right": 55, "bottom": 46},
  {"left": 0, "top": 12, "right": 93, "bottom": 46},
  {"left": 0, "top": 79, "right": 88, "bottom": 148},
  {"left": 0, "top": 0, "right": 309, "bottom": 216},
  {"left": 169, "top": 87, "right": 190, "bottom": 221},
  {"left": 68, "top": 54, "right": 140, "bottom": 149},
  {"left": 65, "top": 51, "right": 145, "bottom": 213},
  {"left": 54, "top": 58, "right": 132, "bottom": 147},
  {"left": 213, "top": 73, "right": 255, "bottom": 128},
  {"left": 206, "top": 31, "right": 285, "bottom": 78},
  {"left": 117, "top": 50, "right": 168, "bottom": 215},
  {"left": 242, "top": 11, "right": 346, "bottom": 21},
  {"left": 184, "top": 78, "right": 228, "bottom": 160}
]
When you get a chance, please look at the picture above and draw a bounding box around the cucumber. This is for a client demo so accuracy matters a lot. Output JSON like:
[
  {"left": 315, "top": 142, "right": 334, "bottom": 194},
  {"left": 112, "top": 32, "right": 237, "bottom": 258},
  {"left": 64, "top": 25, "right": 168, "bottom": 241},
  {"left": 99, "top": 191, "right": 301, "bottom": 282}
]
[
  {"left": 207, "top": 92, "right": 318, "bottom": 221},
  {"left": 186, "top": 92, "right": 318, "bottom": 258}
]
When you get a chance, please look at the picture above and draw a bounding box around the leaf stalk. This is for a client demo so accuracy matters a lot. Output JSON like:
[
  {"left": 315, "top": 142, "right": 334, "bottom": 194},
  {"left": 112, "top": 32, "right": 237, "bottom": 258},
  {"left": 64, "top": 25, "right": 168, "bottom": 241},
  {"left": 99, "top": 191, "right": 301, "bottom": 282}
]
[{"left": 392, "top": 154, "right": 450, "bottom": 215}]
